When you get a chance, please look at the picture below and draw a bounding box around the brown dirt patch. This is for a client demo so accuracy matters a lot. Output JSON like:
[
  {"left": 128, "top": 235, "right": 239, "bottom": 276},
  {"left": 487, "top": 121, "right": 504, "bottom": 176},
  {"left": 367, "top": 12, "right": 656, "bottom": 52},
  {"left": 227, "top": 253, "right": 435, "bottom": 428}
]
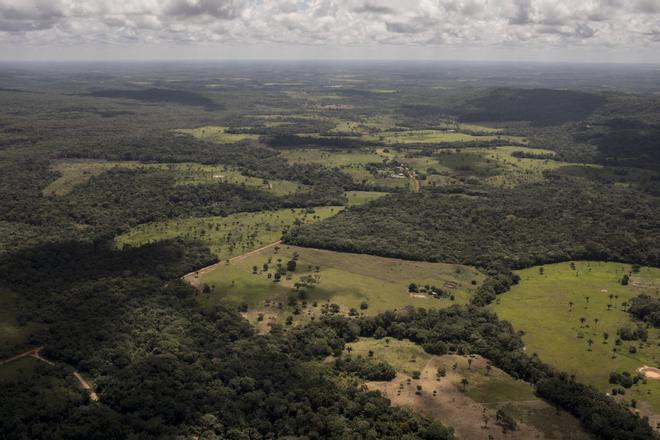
[
  {"left": 638, "top": 366, "right": 660, "bottom": 380},
  {"left": 368, "top": 357, "right": 543, "bottom": 439}
]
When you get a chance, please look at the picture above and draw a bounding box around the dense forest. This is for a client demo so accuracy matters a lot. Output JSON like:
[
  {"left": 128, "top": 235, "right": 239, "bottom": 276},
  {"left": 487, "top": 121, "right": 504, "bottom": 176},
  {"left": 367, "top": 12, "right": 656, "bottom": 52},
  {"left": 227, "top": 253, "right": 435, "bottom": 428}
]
[{"left": 285, "top": 178, "right": 660, "bottom": 270}]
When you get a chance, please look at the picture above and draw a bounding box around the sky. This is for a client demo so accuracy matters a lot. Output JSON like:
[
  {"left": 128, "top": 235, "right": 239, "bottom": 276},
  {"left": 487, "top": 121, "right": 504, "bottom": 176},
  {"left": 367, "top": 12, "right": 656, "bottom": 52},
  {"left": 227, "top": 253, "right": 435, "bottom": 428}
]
[{"left": 0, "top": 0, "right": 659, "bottom": 63}]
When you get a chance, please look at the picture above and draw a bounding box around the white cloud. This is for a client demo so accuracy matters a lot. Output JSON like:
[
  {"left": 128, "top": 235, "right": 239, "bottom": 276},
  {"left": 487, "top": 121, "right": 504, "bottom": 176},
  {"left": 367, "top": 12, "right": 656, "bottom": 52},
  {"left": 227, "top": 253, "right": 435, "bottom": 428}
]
[{"left": 0, "top": 0, "right": 658, "bottom": 59}]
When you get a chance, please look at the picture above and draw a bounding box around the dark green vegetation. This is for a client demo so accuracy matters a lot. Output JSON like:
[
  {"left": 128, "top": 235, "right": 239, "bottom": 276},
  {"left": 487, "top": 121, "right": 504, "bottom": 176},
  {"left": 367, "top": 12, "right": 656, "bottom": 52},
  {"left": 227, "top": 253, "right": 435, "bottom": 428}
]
[
  {"left": 287, "top": 180, "right": 659, "bottom": 269},
  {"left": 89, "top": 88, "right": 223, "bottom": 110},
  {"left": 458, "top": 88, "right": 607, "bottom": 126},
  {"left": 0, "top": 242, "right": 452, "bottom": 440},
  {"left": 1, "top": 62, "right": 659, "bottom": 439},
  {"left": 630, "top": 294, "right": 660, "bottom": 327}
]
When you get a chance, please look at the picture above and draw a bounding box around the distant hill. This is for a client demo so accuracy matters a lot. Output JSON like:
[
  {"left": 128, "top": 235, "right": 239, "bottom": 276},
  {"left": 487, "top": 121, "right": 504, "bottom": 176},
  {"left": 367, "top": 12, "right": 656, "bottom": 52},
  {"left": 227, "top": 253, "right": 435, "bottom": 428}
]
[{"left": 459, "top": 88, "right": 606, "bottom": 126}]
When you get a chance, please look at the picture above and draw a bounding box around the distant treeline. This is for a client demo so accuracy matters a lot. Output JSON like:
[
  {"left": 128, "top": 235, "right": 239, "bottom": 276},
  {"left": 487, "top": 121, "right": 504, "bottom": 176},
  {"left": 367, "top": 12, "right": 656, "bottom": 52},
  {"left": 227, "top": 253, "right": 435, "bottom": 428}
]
[
  {"left": 89, "top": 88, "right": 223, "bottom": 111},
  {"left": 458, "top": 88, "right": 607, "bottom": 126}
]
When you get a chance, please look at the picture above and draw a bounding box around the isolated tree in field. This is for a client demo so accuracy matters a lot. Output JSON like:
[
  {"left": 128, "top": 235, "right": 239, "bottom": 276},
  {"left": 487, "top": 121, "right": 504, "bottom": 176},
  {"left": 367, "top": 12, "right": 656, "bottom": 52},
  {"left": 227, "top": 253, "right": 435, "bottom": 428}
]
[
  {"left": 360, "top": 301, "right": 368, "bottom": 310},
  {"left": 585, "top": 296, "right": 590, "bottom": 304},
  {"left": 621, "top": 274, "right": 629, "bottom": 285},
  {"left": 408, "top": 283, "right": 418, "bottom": 293},
  {"left": 252, "top": 265, "right": 258, "bottom": 274},
  {"left": 287, "top": 260, "right": 297, "bottom": 271},
  {"left": 587, "top": 339, "right": 594, "bottom": 351},
  {"left": 568, "top": 301, "right": 574, "bottom": 311},
  {"left": 460, "top": 378, "right": 469, "bottom": 391},
  {"left": 594, "top": 318, "right": 599, "bottom": 329},
  {"left": 603, "top": 332, "right": 609, "bottom": 343},
  {"left": 467, "top": 358, "right": 472, "bottom": 369},
  {"left": 579, "top": 317, "right": 586, "bottom": 327}
]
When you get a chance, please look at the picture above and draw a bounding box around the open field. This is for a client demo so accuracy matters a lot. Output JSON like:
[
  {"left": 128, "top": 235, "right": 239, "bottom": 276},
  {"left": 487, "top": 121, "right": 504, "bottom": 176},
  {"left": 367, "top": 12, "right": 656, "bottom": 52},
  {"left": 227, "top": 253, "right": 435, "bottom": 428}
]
[
  {"left": 176, "top": 125, "right": 260, "bottom": 143},
  {"left": 281, "top": 148, "right": 412, "bottom": 189},
  {"left": 492, "top": 261, "right": 660, "bottom": 417},
  {"left": 45, "top": 160, "right": 305, "bottom": 196},
  {"left": 115, "top": 207, "right": 341, "bottom": 260},
  {"left": 195, "top": 245, "right": 484, "bottom": 327},
  {"left": 346, "top": 337, "right": 432, "bottom": 375},
  {"left": 356, "top": 338, "right": 590, "bottom": 439},
  {"left": 344, "top": 190, "right": 389, "bottom": 206},
  {"left": 412, "top": 146, "right": 563, "bottom": 188},
  {"left": 363, "top": 129, "right": 516, "bottom": 144}
]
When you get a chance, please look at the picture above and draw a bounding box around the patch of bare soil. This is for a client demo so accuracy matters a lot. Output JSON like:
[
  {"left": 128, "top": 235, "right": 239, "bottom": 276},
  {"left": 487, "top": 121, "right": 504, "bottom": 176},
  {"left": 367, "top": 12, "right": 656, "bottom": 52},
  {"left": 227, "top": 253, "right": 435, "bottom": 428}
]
[
  {"left": 368, "top": 357, "right": 543, "bottom": 439},
  {"left": 638, "top": 366, "right": 660, "bottom": 380}
]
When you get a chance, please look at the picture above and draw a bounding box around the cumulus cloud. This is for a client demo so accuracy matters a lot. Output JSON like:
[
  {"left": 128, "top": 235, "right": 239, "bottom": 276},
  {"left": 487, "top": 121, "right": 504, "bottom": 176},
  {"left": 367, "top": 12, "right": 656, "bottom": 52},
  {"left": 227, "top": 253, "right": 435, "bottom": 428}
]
[{"left": 0, "top": 0, "right": 658, "bottom": 54}]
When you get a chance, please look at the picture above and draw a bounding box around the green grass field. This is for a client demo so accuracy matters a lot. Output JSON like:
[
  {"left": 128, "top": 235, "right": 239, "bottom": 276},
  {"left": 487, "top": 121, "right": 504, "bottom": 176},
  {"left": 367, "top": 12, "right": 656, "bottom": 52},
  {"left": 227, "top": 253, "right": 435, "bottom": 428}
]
[
  {"left": 492, "top": 261, "right": 660, "bottom": 413},
  {"left": 346, "top": 337, "right": 432, "bottom": 375},
  {"left": 416, "top": 146, "right": 569, "bottom": 188},
  {"left": 344, "top": 191, "right": 389, "bottom": 206},
  {"left": 176, "top": 125, "right": 260, "bottom": 143},
  {"left": 280, "top": 148, "right": 411, "bottom": 189},
  {"left": 45, "top": 160, "right": 305, "bottom": 196},
  {"left": 196, "top": 245, "right": 484, "bottom": 325},
  {"left": 115, "top": 207, "right": 341, "bottom": 260}
]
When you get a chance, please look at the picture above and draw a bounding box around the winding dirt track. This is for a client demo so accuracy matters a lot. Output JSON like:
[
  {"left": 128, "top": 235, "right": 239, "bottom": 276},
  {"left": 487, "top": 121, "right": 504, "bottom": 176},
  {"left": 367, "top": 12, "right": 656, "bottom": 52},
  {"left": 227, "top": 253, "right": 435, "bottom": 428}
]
[
  {"left": 1, "top": 346, "right": 97, "bottom": 401},
  {"left": 182, "top": 240, "right": 282, "bottom": 287},
  {"left": 0, "top": 346, "right": 48, "bottom": 365}
]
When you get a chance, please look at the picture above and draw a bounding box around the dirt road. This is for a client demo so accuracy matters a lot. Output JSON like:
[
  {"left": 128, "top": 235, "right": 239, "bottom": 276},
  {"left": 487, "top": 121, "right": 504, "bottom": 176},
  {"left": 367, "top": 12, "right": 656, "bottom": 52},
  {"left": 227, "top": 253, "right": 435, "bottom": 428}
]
[
  {"left": 0, "top": 346, "right": 46, "bottom": 365},
  {"left": 1, "top": 346, "right": 97, "bottom": 401},
  {"left": 182, "top": 240, "right": 282, "bottom": 287}
]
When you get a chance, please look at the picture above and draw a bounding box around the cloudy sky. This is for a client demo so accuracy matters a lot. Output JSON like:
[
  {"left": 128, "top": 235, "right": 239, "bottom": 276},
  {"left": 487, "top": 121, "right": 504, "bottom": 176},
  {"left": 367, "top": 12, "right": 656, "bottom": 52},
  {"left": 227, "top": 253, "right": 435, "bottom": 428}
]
[{"left": 0, "top": 0, "right": 659, "bottom": 62}]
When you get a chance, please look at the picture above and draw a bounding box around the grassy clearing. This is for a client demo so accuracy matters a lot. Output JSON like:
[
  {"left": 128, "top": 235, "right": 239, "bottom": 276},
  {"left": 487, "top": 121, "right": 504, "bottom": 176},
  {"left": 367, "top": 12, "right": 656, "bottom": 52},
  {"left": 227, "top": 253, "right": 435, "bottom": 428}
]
[
  {"left": 416, "top": 146, "right": 565, "bottom": 189},
  {"left": 359, "top": 340, "right": 590, "bottom": 439},
  {"left": 437, "top": 355, "right": 537, "bottom": 403},
  {"left": 176, "top": 125, "right": 260, "bottom": 143},
  {"left": 45, "top": 160, "right": 305, "bottom": 196},
  {"left": 344, "top": 191, "right": 388, "bottom": 206},
  {"left": 492, "top": 261, "right": 660, "bottom": 413},
  {"left": 363, "top": 129, "right": 524, "bottom": 145},
  {"left": 196, "top": 245, "right": 484, "bottom": 327},
  {"left": 0, "top": 289, "right": 38, "bottom": 358},
  {"left": 115, "top": 207, "right": 341, "bottom": 260},
  {"left": 281, "top": 148, "right": 411, "bottom": 189},
  {"left": 346, "top": 338, "right": 431, "bottom": 375}
]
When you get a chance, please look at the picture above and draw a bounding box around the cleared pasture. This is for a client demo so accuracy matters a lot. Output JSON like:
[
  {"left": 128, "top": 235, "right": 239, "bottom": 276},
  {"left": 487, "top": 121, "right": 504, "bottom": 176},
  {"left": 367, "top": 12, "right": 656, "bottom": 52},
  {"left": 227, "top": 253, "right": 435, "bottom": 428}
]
[
  {"left": 357, "top": 338, "right": 590, "bottom": 439},
  {"left": 44, "top": 160, "right": 305, "bottom": 196},
  {"left": 195, "top": 245, "right": 484, "bottom": 326},
  {"left": 115, "top": 207, "right": 341, "bottom": 261},
  {"left": 492, "top": 261, "right": 660, "bottom": 415}
]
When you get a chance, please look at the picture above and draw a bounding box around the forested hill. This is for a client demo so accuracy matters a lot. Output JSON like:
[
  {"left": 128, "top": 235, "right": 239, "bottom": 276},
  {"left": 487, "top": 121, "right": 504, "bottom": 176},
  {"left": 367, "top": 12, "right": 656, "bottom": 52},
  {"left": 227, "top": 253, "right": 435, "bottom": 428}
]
[{"left": 285, "top": 179, "right": 660, "bottom": 271}]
